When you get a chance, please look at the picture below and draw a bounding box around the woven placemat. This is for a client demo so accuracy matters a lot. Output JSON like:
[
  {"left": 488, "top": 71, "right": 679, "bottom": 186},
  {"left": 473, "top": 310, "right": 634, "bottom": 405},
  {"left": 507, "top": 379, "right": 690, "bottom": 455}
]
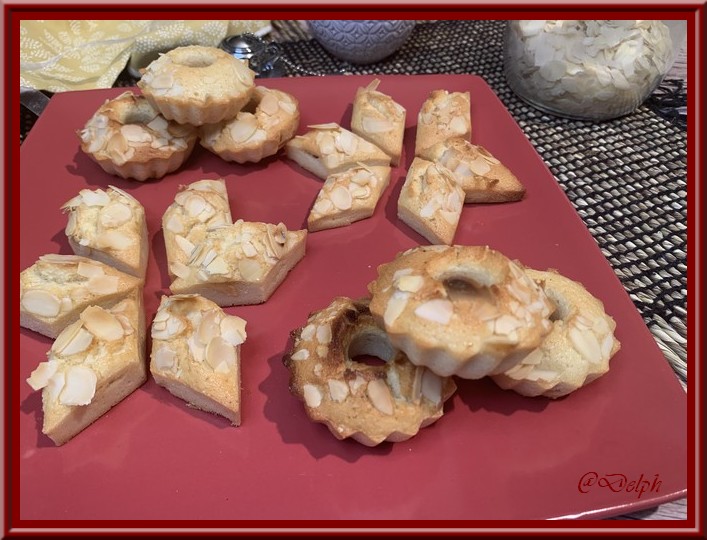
[{"left": 19, "top": 20, "right": 687, "bottom": 384}]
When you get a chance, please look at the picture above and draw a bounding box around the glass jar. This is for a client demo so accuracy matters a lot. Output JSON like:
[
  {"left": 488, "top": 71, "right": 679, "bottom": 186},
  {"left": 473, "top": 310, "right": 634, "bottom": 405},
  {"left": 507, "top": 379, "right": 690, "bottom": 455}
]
[{"left": 503, "top": 20, "right": 686, "bottom": 121}]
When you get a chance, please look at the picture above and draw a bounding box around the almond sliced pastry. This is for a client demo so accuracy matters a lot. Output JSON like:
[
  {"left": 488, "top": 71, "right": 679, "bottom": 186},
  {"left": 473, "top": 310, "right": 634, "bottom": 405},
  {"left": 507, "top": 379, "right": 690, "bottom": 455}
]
[
  {"left": 350, "top": 79, "right": 406, "bottom": 166},
  {"left": 169, "top": 220, "right": 307, "bottom": 306},
  {"left": 162, "top": 178, "right": 233, "bottom": 280},
  {"left": 415, "top": 89, "right": 471, "bottom": 158},
  {"left": 307, "top": 165, "right": 391, "bottom": 232},
  {"left": 421, "top": 138, "right": 525, "bottom": 203},
  {"left": 397, "top": 157, "right": 465, "bottom": 245},
  {"left": 26, "top": 289, "right": 146, "bottom": 445},
  {"left": 62, "top": 185, "right": 149, "bottom": 278},
  {"left": 150, "top": 294, "right": 247, "bottom": 425},
  {"left": 20, "top": 254, "right": 142, "bottom": 339},
  {"left": 285, "top": 123, "right": 391, "bottom": 180}
]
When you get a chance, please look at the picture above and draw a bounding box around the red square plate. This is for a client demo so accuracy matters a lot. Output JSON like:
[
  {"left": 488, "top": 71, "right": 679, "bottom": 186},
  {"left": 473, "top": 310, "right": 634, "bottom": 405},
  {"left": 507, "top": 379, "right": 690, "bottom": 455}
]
[{"left": 17, "top": 75, "right": 687, "bottom": 522}]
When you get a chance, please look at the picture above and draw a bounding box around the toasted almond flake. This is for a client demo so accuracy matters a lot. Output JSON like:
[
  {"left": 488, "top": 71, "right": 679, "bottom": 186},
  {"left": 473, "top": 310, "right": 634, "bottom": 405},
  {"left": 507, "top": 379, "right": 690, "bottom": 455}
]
[
  {"left": 174, "top": 235, "right": 195, "bottom": 256},
  {"left": 421, "top": 369, "right": 443, "bottom": 405},
  {"left": 184, "top": 195, "right": 207, "bottom": 218},
  {"left": 97, "top": 230, "right": 133, "bottom": 251},
  {"left": 53, "top": 323, "right": 93, "bottom": 357},
  {"left": 468, "top": 156, "right": 492, "bottom": 176},
  {"left": 384, "top": 292, "right": 409, "bottom": 327},
  {"left": 76, "top": 262, "right": 104, "bottom": 278},
  {"left": 121, "top": 124, "right": 152, "bottom": 143},
  {"left": 241, "top": 241, "right": 258, "bottom": 258},
  {"left": 153, "top": 346, "right": 177, "bottom": 371},
  {"left": 79, "top": 189, "right": 111, "bottom": 207},
  {"left": 336, "top": 129, "right": 357, "bottom": 155},
  {"left": 411, "top": 366, "right": 424, "bottom": 403},
  {"left": 197, "top": 310, "right": 221, "bottom": 345},
  {"left": 86, "top": 274, "right": 119, "bottom": 295},
  {"left": 308, "top": 122, "right": 339, "bottom": 130},
  {"left": 300, "top": 324, "right": 316, "bottom": 341},
  {"left": 46, "top": 370, "right": 66, "bottom": 401},
  {"left": 327, "top": 379, "right": 349, "bottom": 402},
  {"left": 303, "top": 384, "right": 323, "bottom": 408},
  {"left": 330, "top": 186, "right": 353, "bottom": 210},
  {"left": 27, "top": 360, "right": 59, "bottom": 391},
  {"left": 525, "top": 368, "right": 559, "bottom": 382},
  {"left": 290, "top": 349, "right": 310, "bottom": 361},
  {"left": 348, "top": 374, "right": 367, "bottom": 394},
  {"left": 230, "top": 115, "right": 258, "bottom": 142},
  {"left": 59, "top": 365, "right": 97, "bottom": 406},
  {"left": 206, "top": 336, "right": 237, "bottom": 372},
  {"left": 187, "top": 334, "right": 205, "bottom": 363},
  {"left": 146, "top": 115, "right": 169, "bottom": 133},
  {"left": 569, "top": 327, "right": 602, "bottom": 363},
  {"left": 316, "top": 324, "right": 332, "bottom": 344},
  {"left": 259, "top": 92, "right": 280, "bottom": 115},
  {"left": 170, "top": 261, "right": 191, "bottom": 279},
  {"left": 449, "top": 116, "right": 468, "bottom": 135},
  {"left": 419, "top": 198, "right": 440, "bottom": 219},
  {"left": 414, "top": 299, "right": 454, "bottom": 325},
  {"left": 220, "top": 315, "right": 247, "bottom": 346},
  {"left": 396, "top": 275, "right": 424, "bottom": 293},
  {"left": 494, "top": 314, "right": 524, "bottom": 335},
  {"left": 439, "top": 209, "right": 459, "bottom": 225},
  {"left": 349, "top": 185, "right": 371, "bottom": 199},
  {"left": 362, "top": 115, "right": 393, "bottom": 133},
  {"left": 80, "top": 306, "right": 124, "bottom": 341},
  {"left": 60, "top": 297, "right": 73, "bottom": 312},
  {"left": 600, "top": 333, "right": 615, "bottom": 360},
  {"left": 367, "top": 379, "right": 394, "bottom": 415},
  {"left": 312, "top": 198, "right": 334, "bottom": 215},
  {"left": 65, "top": 212, "right": 77, "bottom": 236},
  {"left": 238, "top": 258, "right": 263, "bottom": 281},
  {"left": 206, "top": 255, "right": 230, "bottom": 275},
  {"left": 99, "top": 202, "right": 133, "bottom": 227},
  {"left": 21, "top": 290, "right": 61, "bottom": 318}
]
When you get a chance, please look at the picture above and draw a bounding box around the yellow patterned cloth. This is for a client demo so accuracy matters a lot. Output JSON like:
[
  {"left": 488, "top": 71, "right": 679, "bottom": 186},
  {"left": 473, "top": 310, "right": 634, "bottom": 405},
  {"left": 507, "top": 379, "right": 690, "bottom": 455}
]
[{"left": 20, "top": 20, "right": 271, "bottom": 92}]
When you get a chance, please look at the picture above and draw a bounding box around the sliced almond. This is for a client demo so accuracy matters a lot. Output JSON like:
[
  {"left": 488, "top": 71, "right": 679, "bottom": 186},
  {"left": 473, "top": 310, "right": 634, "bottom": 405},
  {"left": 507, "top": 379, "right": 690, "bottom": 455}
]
[
  {"left": 362, "top": 115, "right": 393, "bottom": 133},
  {"left": 220, "top": 315, "right": 247, "bottom": 346},
  {"left": 238, "top": 258, "right": 263, "bottom": 281},
  {"left": 52, "top": 321, "right": 93, "bottom": 357},
  {"left": 46, "top": 370, "right": 66, "bottom": 402},
  {"left": 396, "top": 275, "right": 424, "bottom": 293},
  {"left": 367, "top": 379, "right": 394, "bottom": 415},
  {"left": 300, "top": 324, "right": 316, "bottom": 341},
  {"left": 164, "top": 213, "right": 185, "bottom": 234},
  {"left": 76, "top": 261, "right": 104, "bottom": 278},
  {"left": 229, "top": 114, "right": 258, "bottom": 142},
  {"left": 153, "top": 346, "right": 177, "bottom": 372},
  {"left": 421, "top": 369, "right": 443, "bottom": 405},
  {"left": 26, "top": 360, "right": 59, "bottom": 391},
  {"left": 205, "top": 255, "right": 230, "bottom": 275},
  {"left": 290, "top": 349, "right": 310, "bottom": 361},
  {"left": 21, "top": 289, "right": 61, "bottom": 318},
  {"left": 174, "top": 235, "right": 195, "bottom": 256},
  {"left": 97, "top": 230, "right": 133, "bottom": 251},
  {"left": 59, "top": 365, "right": 97, "bottom": 406},
  {"left": 411, "top": 366, "right": 424, "bottom": 404},
  {"left": 259, "top": 92, "right": 280, "bottom": 116},
  {"left": 79, "top": 188, "right": 111, "bottom": 207},
  {"left": 80, "top": 306, "right": 125, "bottom": 341},
  {"left": 327, "top": 379, "right": 349, "bottom": 402},
  {"left": 449, "top": 116, "right": 468, "bottom": 135},
  {"left": 330, "top": 186, "right": 353, "bottom": 210},
  {"left": 384, "top": 292, "right": 409, "bottom": 327},
  {"left": 303, "top": 384, "right": 323, "bottom": 408},
  {"left": 197, "top": 310, "right": 221, "bottom": 345},
  {"left": 205, "top": 336, "right": 237, "bottom": 372},
  {"left": 569, "top": 327, "right": 602, "bottom": 364},
  {"left": 468, "top": 156, "right": 492, "bottom": 176},
  {"left": 316, "top": 324, "right": 332, "bottom": 344},
  {"left": 414, "top": 299, "right": 454, "bottom": 325},
  {"left": 87, "top": 274, "right": 120, "bottom": 295}
]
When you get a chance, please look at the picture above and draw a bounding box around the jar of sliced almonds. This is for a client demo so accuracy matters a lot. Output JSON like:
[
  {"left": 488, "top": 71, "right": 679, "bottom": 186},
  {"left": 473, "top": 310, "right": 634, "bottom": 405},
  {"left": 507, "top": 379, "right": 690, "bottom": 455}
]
[{"left": 503, "top": 20, "right": 685, "bottom": 121}]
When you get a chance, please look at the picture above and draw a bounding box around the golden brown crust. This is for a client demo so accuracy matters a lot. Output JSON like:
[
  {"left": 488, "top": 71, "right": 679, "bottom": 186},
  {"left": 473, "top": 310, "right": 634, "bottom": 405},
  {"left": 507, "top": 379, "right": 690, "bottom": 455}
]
[
  {"left": 137, "top": 45, "right": 256, "bottom": 126},
  {"left": 421, "top": 138, "right": 525, "bottom": 203},
  {"left": 77, "top": 91, "right": 197, "bottom": 181},
  {"left": 491, "top": 268, "right": 621, "bottom": 398},
  {"left": 368, "top": 245, "right": 555, "bottom": 379},
  {"left": 283, "top": 297, "right": 456, "bottom": 446},
  {"left": 200, "top": 86, "right": 301, "bottom": 163}
]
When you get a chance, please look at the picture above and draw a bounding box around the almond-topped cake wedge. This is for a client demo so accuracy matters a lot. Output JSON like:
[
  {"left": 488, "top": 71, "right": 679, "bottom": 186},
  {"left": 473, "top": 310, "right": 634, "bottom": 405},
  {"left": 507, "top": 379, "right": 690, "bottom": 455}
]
[
  {"left": 307, "top": 165, "right": 391, "bottom": 232},
  {"left": 62, "top": 186, "right": 149, "bottom": 279},
  {"left": 20, "top": 254, "right": 142, "bottom": 339},
  {"left": 285, "top": 123, "right": 391, "bottom": 180},
  {"left": 169, "top": 220, "right": 307, "bottom": 306},
  {"left": 25, "top": 289, "right": 146, "bottom": 445},
  {"left": 415, "top": 90, "right": 471, "bottom": 158},
  {"left": 421, "top": 138, "right": 525, "bottom": 203},
  {"left": 150, "top": 294, "right": 247, "bottom": 425},
  {"left": 397, "top": 157, "right": 465, "bottom": 245},
  {"left": 350, "top": 79, "right": 406, "bottom": 166},
  {"left": 162, "top": 179, "right": 232, "bottom": 280}
]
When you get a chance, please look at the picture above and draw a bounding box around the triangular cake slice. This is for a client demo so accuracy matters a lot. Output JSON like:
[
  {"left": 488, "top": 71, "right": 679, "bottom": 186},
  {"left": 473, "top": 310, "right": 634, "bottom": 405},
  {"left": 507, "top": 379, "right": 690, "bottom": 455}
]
[
  {"left": 285, "top": 123, "right": 391, "bottom": 180},
  {"left": 150, "top": 294, "right": 247, "bottom": 425},
  {"left": 350, "top": 79, "right": 406, "bottom": 166},
  {"left": 170, "top": 220, "right": 307, "bottom": 306},
  {"left": 422, "top": 138, "right": 525, "bottom": 203},
  {"left": 20, "top": 254, "right": 143, "bottom": 339},
  {"left": 25, "top": 289, "right": 146, "bottom": 445},
  {"left": 62, "top": 186, "right": 149, "bottom": 279},
  {"left": 397, "top": 157, "right": 465, "bottom": 245},
  {"left": 162, "top": 179, "right": 232, "bottom": 279},
  {"left": 414, "top": 90, "right": 471, "bottom": 158},
  {"left": 307, "top": 165, "right": 391, "bottom": 232}
]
